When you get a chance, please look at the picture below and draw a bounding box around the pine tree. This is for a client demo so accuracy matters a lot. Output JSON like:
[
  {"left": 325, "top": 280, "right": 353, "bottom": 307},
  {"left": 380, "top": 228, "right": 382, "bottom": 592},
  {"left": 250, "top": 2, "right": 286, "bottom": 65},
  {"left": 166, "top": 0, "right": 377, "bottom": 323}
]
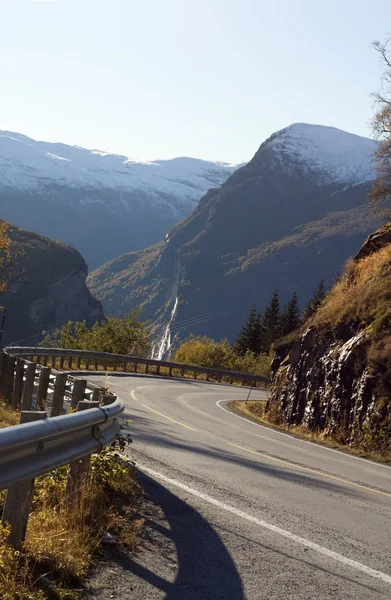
[
  {"left": 281, "top": 292, "right": 301, "bottom": 336},
  {"left": 234, "top": 305, "right": 262, "bottom": 356},
  {"left": 261, "top": 290, "right": 281, "bottom": 352},
  {"left": 301, "top": 280, "right": 326, "bottom": 323}
]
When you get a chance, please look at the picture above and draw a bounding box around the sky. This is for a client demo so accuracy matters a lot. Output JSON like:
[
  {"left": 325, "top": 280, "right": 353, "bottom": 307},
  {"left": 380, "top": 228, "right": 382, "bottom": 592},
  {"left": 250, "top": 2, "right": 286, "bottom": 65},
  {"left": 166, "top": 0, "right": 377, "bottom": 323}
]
[{"left": 0, "top": 0, "right": 390, "bottom": 163}]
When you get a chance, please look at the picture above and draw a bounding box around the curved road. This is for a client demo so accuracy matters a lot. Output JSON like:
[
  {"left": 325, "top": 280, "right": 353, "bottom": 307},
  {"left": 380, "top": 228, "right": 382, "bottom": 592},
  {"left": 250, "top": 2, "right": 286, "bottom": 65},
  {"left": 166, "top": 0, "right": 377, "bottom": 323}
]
[{"left": 85, "top": 372, "right": 391, "bottom": 599}]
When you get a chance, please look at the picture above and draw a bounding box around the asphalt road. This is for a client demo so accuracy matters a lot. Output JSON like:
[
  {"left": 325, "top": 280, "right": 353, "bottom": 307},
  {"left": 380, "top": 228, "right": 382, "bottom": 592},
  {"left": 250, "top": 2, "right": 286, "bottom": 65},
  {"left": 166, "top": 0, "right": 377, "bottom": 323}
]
[{"left": 85, "top": 372, "right": 391, "bottom": 599}]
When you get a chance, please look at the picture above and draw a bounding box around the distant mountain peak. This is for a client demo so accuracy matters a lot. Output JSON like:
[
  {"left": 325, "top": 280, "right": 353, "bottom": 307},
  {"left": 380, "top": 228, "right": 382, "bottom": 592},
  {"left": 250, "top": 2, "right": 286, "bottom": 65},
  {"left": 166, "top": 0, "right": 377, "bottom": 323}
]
[{"left": 265, "top": 122, "right": 376, "bottom": 187}]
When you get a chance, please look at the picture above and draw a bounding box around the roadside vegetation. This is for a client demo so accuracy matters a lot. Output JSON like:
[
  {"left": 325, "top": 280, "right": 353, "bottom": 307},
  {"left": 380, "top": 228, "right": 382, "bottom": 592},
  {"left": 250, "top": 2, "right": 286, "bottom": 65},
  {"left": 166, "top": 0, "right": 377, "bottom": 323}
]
[
  {"left": 40, "top": 309, "right": 150, "bottom": 357},
  {"left": 0, "top": 437, "right": 143, "bottom": 600},
  {"left": 230, "top": 401, "right": 391, "bottom": 464}
]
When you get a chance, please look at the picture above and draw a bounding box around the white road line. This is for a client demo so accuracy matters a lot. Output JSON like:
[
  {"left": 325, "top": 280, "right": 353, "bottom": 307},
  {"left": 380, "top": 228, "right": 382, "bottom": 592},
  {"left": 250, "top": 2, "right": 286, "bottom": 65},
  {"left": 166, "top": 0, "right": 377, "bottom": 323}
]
[
  {"left": 216, "top": 400, "right": 391, "bottom": 471},
  {"left": 139, "top": 464, "right": 391, "bottom": 586}
]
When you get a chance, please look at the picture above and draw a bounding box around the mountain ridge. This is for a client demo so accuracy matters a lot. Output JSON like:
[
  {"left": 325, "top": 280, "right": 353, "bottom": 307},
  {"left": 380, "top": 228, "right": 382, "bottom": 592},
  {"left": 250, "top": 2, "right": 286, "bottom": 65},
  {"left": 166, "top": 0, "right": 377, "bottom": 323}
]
[
  {"left": 0, "top": 130, "right": 242, "bottom": 268},
  {"left": 87, "top": 123, "right": 381, "bottom": 353}
]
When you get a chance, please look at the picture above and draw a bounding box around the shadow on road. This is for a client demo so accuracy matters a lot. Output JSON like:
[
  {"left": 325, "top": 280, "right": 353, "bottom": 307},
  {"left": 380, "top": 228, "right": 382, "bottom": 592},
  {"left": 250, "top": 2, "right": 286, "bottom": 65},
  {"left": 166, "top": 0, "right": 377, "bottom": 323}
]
[{"left": 109, "top": 471, "right": 246, "bottom": 600}]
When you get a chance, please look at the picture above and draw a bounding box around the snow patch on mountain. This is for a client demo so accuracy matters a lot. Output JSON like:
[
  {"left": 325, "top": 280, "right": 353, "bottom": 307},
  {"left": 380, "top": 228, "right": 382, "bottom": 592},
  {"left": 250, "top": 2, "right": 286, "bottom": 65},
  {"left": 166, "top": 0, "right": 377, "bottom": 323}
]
[
  {"left": 0, "top": 131, "right": 242, "bottom": 202},
  {"left": 269, "top": 123, "right": 376, "bottom": 187}
]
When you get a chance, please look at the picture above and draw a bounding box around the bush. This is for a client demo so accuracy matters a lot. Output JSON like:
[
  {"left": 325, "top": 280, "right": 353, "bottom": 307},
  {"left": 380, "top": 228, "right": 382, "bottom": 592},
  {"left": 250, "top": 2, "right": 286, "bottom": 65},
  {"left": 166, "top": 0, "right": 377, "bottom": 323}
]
[
  {"left": 174, "top": 335, "right": 271, "bottom": 378},
  {"left": 40, "top": 309, "right": 150, "bottom": 357}
]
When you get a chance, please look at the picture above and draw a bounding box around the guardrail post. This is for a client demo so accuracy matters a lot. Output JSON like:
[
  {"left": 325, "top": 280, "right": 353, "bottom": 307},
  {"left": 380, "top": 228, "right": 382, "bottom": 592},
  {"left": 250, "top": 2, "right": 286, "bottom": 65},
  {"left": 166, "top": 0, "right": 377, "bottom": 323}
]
[
  {"left": 91, "top": 387, "right": 101, "bottom": 403},
  {"left": 0, "top": 351, "right": 7, "bottom": 394},
  {"left": 134, "top": 362, "right": 138, "bottom": 373},
  {"left": 21, "top": 363, "right": 37, "bottom": 410},
  {"left": 77, "top": 356, "right": 82, "bottom": 369},
  {"left": 2, "top": 410, "right": 47, "bottom": 548},
  {"left": 193, "top": 370, "right": 197, "bottom": 379},
  {"left": 36, "top": 366, "right": 51, "bottom": 410},
  {"left": 71, "top": 379, "right": 87, "bottom": 409},
  {"left": 12, "top": 359, "right": 25, "bottom": 408},
  {"left": 102, "top": 394, "right": 116, "bottom": 406},
  {"left": 181, "top": 368, "right": 185, "bottom": 377},
  {"left": 4, "top": 355, "right": 16, "bottom": 402},
  {"left": 50, "top": 372, "right": 67, "bottom": 416},
  {"left": 66, "top": 399, "right": 99, "bottom": 506},
  {"left": 42, "top": 355, "right": 48, "bottom": 366}
]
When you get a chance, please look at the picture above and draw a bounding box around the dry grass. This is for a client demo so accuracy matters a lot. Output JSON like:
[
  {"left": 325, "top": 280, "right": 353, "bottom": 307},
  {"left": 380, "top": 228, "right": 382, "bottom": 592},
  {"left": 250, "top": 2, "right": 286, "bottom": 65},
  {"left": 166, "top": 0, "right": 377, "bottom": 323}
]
[
  {"left": 0, "top": 398, "right": 19, "bottom": 428},
  {"left": 312, "top": 244, "right": 391, "bottom": 331},
  {"left": 0, "top": 441, "right": 143, "bottom": 599},
  {"left": 230, "top": 400, "right": 391, "bottom": 464}
]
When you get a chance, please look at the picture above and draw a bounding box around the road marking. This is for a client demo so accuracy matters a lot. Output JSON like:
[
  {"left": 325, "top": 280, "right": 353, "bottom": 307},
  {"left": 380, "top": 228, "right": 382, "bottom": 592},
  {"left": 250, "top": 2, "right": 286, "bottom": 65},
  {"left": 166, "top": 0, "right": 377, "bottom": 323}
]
[
  {"left": 216, "top": 400, "right": 391, "bottom": 471},
  {"left": 130, "top": 388, "right": 197, "bottom": 431},
  {"left": 138, "top": 464, "right": 391, "bottom": 586},
  {"left": 228, "top": 443, "right": 391, "bottom": 498},
  {"left": 141, "top": 404, "right": 198, "bottom": 431}
]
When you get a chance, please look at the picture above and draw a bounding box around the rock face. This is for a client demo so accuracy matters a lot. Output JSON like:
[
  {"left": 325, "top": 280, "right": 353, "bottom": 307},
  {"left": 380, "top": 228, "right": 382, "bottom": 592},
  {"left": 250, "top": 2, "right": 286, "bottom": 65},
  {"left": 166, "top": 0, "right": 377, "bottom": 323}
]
[
  {"left": 0, "top": 224, "right": 104, "bottom": 346},
  {"left": 88, "top": 123, "right": 380, "bottom": 352},
  {"left": 0, "top": 131, "right": 241, "bottom": 268},
  {"left": 269, "top": 329, "right": 375, "bottom": 440},
  {"left": 267, "top": 223, "right": 391, "bottom": 452}
]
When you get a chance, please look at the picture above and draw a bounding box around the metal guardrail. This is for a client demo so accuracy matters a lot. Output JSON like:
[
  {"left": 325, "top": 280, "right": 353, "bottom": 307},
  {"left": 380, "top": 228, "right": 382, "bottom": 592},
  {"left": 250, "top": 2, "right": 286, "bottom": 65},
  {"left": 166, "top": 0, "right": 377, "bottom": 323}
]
[
  {"left": 7, "top": 346, "right": 271, "bottom": 388},
  {"left": 0, "top": 349, "right": 124, "bottom": 547}
]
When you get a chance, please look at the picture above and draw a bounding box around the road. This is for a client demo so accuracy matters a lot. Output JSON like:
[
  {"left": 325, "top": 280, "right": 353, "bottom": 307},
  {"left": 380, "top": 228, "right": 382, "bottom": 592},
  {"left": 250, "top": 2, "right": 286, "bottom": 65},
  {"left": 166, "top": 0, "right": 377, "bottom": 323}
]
[{"left": 85, "top": 371, "right": 391, "bottom": 599}]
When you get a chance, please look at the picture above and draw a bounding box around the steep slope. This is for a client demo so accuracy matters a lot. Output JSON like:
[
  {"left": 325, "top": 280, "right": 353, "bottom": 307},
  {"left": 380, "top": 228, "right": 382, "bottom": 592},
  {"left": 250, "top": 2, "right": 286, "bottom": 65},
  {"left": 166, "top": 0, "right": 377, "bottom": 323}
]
[
  {"left": 0, "top": 224, "right": 103, "bottom": 346},
  {"left": 267, "top": 222, "right": 391, "bottom": 454},
  {"left": 0, "top": 131, "right": 241, "bottom": 268},
  {"left": 88, "top": 123, "right": 380, "bottom": 350}
]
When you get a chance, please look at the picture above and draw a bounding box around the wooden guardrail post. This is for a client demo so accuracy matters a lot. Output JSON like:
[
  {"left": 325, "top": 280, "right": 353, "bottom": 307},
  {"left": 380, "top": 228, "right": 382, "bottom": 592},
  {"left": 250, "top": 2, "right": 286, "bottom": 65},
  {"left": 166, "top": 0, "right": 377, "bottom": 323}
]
[
  {"left": 2, "top": 410, "right": 47, "bottom": 547},
  {"left": 71, "top": 379, "right": 87, "bottom": 410},
  {"left": 12, "top": 359, "right": 25, "bottom": 408},
  {"left": 0, "top": 351, "right": 7, "bottom": 394},
  {"left": 36, "top": 366, "right": 51, "bottom": 409},
  {"left": 66, "top": 399, "right": 99, "bottom": 506},
  {"left": 21, "top": 363, "right": 37, "bottom": 410},
  {"left": 4, "top": 355, "right": 16, "bottom": 401},
  {"left": 50, "top": 372, "right": 67, "bottom": 416}
]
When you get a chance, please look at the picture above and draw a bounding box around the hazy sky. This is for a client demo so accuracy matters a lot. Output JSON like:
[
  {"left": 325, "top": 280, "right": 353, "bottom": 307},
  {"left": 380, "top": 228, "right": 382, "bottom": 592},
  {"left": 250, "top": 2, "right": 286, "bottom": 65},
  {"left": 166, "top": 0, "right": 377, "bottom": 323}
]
[{"left": 0, "top": 0, "right": 390, "bottom": 162}]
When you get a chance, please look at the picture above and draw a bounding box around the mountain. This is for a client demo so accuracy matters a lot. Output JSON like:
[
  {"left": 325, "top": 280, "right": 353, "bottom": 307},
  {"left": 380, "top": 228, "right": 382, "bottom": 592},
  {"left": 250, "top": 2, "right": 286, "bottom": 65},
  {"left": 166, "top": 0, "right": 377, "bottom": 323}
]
[
  {"left": 0, "top": 223, "right": 103, "bottom": 346},
  {"left": 87, "top": 123, "right": 381, "bottom": 356},
  {"left": 0, "top": 131, "right": 241, "bottom": 268},
  {"left": 267, "top": 222, "right": 391, "bottom": 454}
]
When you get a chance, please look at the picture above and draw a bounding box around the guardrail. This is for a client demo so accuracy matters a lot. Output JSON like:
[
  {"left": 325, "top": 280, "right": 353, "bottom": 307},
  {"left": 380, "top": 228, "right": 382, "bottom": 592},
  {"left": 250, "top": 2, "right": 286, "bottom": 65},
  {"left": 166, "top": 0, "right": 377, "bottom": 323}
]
[
  {"left": 6, "top": 346, "right": 271, "bottom": 388},
  {"left": 0, "top": 350, "right": 124, "bottom": 547}
]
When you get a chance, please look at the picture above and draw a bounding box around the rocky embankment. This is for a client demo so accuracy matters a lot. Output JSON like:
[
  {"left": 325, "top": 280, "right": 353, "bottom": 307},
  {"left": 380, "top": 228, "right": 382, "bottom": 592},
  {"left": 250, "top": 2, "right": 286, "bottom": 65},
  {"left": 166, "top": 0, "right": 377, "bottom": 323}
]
[{"left": 267, "top": 223, "right": 391, "bottom": 454}]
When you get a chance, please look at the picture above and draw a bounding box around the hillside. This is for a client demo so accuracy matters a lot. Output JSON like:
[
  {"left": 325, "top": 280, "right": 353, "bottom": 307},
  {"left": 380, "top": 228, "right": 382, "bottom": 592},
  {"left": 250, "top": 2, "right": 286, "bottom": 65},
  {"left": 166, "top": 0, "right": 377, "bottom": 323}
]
[
  {"left": 0, "top": 224, "right": 103, "bottom": 345},
  {"left": 267, "top": 222, "right": 391, "bottom": 454},
  {"left": 88, "top": 123, "right": 380, "bottom": 354},
  {"left": 0, "top": 131, "right": 241, "bottom": 268}
]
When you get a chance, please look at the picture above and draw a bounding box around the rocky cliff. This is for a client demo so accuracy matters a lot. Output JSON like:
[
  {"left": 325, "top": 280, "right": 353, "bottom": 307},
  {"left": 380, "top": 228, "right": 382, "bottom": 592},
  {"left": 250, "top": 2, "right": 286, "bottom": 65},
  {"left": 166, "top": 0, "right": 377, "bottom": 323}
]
[
  {"left": 0, "top": 224, "right": 104, "bottom": 346},
  {"left": 267, "top": 223, "right": 391, "bottom": 455}
]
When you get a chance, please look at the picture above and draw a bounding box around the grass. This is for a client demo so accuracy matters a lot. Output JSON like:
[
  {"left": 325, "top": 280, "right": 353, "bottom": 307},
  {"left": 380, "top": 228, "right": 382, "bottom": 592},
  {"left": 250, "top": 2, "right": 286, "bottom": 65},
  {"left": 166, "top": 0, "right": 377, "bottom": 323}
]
[
  {"left": 229, "top": 400, "right": 391, "bottom": 464},
  {"left": 0, "top": 398, "right": 19, "bottom": 428},
  {"left": 0, "top": 437, "right": 143, "bottom": 599}
]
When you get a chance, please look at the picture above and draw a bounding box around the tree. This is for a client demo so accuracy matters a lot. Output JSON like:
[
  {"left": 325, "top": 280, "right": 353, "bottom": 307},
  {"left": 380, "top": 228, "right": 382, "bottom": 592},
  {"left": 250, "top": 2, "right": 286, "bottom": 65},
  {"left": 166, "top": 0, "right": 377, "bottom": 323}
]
[
  {"left": 261, "top": 290, "right": 281, "bottom": 352},
  {"left": 40, "top": 309, "right": 150, "bottom": 357},
  {"left": 301, "top": 280, "right": 326, "bottom": 323},
  {"left": 281, "top": 292, "right": 301, "bottom": 336},
  {"left": 369, "top": 39, "right": 391, "bottom": 209},
  {"left": 234, "top": 305, "right": 263, "bottom": 356}
]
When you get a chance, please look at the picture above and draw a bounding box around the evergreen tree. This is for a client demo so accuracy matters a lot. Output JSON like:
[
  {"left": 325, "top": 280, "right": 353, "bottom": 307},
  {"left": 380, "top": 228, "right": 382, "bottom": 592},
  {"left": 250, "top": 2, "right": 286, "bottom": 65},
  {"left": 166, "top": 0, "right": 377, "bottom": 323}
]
[
  {"left": 301, "top": 280, "right": 326, "bottom": 323},
  {"left": 261, "top": 290, "right": 281, "bottom": 352},
  {"left": 234, "top": 305, "right": 262, "bottom": 356},
  {"left": 281, "top": 292, "right": 301, "bottom": 336}
]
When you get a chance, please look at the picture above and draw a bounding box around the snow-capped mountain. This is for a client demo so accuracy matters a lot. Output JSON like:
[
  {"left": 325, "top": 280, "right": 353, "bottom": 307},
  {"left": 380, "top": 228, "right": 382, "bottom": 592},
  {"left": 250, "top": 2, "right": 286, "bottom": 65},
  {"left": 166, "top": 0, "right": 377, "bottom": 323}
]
[
  {"left": 0, "top": 131, "right": 242, "bottom": 268},
  {"left": 88, "top": 123, "right": 380, "bottom": 350},
  {"left": 267, "top": 123, "right": 376, "bottom": 186}
]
